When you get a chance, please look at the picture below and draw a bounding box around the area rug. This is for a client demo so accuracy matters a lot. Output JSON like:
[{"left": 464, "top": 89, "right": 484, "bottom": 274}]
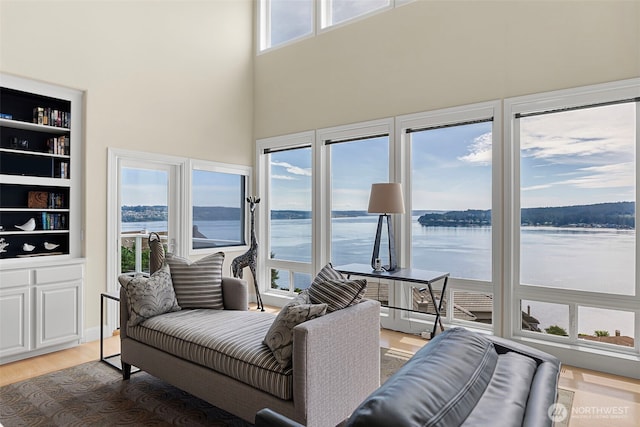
[{"left": 0, "top": 348, "right": 409, "bottom": 426}]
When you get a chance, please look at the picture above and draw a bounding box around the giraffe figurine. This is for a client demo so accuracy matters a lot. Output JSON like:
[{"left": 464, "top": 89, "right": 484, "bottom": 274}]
[{"left": 231, "top": 196, "right": 264, "bottom": 311}]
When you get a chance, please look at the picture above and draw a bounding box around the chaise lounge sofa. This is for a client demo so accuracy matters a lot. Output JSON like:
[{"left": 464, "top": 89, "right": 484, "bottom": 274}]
[{"left": 119, "top": 255, "right": 381, "bottom": 427}]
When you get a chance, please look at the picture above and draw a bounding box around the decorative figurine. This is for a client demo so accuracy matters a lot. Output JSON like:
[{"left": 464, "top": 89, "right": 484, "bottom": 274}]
[
  {"left": 0, "top": 238, "right": 8, "bottom": 253},
  {"left": 231, "top": 196, "right": 264, "bottom": 311},
  {"left": 23, "top": 243, "right": 35, "bottom": 252},
  {"left": 44, "top": 242, "right": 60, "bottom": 250},
  {"left": 15, "top": 218, "right": 36, "bottom": 231}
]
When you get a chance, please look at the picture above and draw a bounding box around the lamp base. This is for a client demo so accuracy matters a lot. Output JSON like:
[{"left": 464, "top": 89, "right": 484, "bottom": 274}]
[{"left": 371, "top": 214, "right": 398, "bottom": 272}]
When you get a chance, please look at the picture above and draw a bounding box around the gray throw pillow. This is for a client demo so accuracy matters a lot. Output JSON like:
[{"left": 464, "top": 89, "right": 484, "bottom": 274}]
[
  {"left": 308, "top": 277, "right": 367, "bottom": 313},
  {"left": 118, "top": 263, "right": 181, "bottom": 327},
  {"left": 165, "top": 252, "right": 225, "bottom": 309},
  {"left": 264, "top": 292, "right": 327, "bottom": 369}
]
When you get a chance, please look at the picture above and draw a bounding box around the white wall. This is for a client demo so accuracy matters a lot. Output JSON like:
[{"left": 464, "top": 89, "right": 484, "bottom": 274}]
[
  {"left": 0, "top": 0, "right": 254, "bottom": 333},
  {"left": 254, "top": 0, "right": 640, "bottom": 138}
]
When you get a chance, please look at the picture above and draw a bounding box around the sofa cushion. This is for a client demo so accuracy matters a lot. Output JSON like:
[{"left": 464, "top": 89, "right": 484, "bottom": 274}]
[
  {"left": 263, "top": 292, "right": 328, "bottom": 369},
  {"left": 127, "top": 309, "right": 293, "bottom": 400},
  {"left": 461, "top": 351, "right": 537, "bottom": 426},
  {"left": 118, "top": 264, "right": 181, "bottom": 327},
  {"left": 165, "top": 252, "right": 224, "bottom": 309},
  {"left": 309, "top": 278, "right": 367, "bottom": 313},
  {"left": 346, "top": 328, "right": 498, "bottom": 427}
]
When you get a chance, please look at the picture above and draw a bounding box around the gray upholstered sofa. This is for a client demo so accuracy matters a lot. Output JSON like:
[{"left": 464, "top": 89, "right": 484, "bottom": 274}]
[
  {"left": 119, "top": 278, "right": 381, "bottom": 427},
  {"left": 256, "top": 327, "right": 561, "bottom": 427}
]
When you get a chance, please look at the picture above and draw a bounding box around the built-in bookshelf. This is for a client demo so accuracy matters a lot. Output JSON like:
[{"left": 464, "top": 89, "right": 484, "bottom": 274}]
[
  {"left": 0, "top": 76, "right": 81, "bottom": 261},
  {"left": 0, "top": 74, "right": 84, "bottom": 364}
]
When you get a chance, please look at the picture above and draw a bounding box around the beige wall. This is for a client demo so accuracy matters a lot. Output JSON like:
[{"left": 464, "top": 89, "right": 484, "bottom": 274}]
[
  {"left": 254, "top": 0, "right": 640, "bottom": 138},
  {"left": 0, "top": 0, "right": 254, "bottom": 334}
]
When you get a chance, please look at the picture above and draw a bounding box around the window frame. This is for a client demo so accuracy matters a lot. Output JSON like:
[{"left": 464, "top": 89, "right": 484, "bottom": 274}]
[
  {"left": 396, "top": 101, "right": 502, "bottom": 334},
  {"left": 257, "top": 0, "right": 415, "bottom": 54},
  {"left": 504, "top": 78, "right": 640, "bottom": 360},
  {"left": 187, "top": 159, "right": 253, "bottom": 256},
  {"left": 256, "top": 131, "right": 316, "bottom": 303}
]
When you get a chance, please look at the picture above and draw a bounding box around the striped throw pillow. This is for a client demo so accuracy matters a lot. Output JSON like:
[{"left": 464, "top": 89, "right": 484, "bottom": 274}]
[
  {"left": 311, "top": 263, "right": 344, "bottom": 287},
  {"left": 165, "top": 252, "right": 225, "bottom": 309},
  {"left": 308, "top": 277, "right": 367, "bottom": 313}
]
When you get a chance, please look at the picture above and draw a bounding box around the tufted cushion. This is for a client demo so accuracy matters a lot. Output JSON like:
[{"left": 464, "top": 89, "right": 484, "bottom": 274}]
[
  {"left": 308, "top": 277, "right": 367, "bottom": 313},
  {"left": 165, "top": 252, "right": 225, "bottom": 309},
  {"left": 263, "top": 292, "right": 327, "bottom": 369},
  {"left": 118, "top": 263, "right": 181, "bottom": 327}
]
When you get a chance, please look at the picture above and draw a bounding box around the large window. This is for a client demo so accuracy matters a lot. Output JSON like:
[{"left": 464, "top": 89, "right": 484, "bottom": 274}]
[
  {"left": 258, "top": 0, "right": 409, "bottom": 52},
  {"left": 259, "top": 0, "right": 314, "bottom": 51},
  {"left": 119, "top": 165, "right": 172, "bottom": 275},
  {"left": 322, "top": 0, "right": 390, "bottom": 27},
  {"left": 256, "top": 79, "right": 639, "bottom": 376},
  {"left": 398, "top": 102, "right": 500, "bottom": 330},
  {"left": 409, "top": 120, "right": 493, "bottom": 281},
  {"left": 507, "top": 80, "right": 639, "bottom": 357},
  {"left": 257, "top": 133, "right": 315, "bottom": 296},
  {"left": 190, "top": 162, "right": 250, "bottom": 251},
  {"left": 329, "top": 135, "right": 389, "bottom": 266}
]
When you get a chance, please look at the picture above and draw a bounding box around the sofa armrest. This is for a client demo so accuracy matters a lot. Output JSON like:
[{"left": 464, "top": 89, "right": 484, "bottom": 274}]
[
  {"left": 255, "top": 408, "right": 304, "bottom": 427},
  {"left": 222, "top": 276, "right": 248, "bottom": 310},
  {"left": 291, "top": 299, "right": 381, "bottom": 427}
]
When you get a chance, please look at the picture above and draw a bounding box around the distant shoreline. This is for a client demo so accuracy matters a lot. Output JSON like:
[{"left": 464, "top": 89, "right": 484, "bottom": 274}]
[{"left": 121, "top": 201, "right": 635, "bottom": 229}]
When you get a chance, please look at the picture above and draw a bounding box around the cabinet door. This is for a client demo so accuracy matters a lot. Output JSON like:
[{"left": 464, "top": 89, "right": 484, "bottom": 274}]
[
  {"left": 35, "top": 281, "right": 81, "bottom": 348},
  {"left": 0, "top": 287, "right": 30, "bottom": 357}
]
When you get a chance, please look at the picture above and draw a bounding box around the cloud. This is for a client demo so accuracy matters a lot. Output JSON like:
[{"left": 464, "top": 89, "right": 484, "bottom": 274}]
[
  {"left": 523, "top": 162, "right": 634, "bottom": 192},
  {"left": 458, "top": 132, "right": 492, "bottom": 165},
  {"left": 520, "top": 102, "right": 635, "bottom": 163},
  {"left": 272, "top": 174, "right": 295, "bottom": 180},
  {"left": 558, "top": 162, "right": 635, "bottom": 189},
  {"left": 271, "top": 160, "right": 312, "bottom": 178}
]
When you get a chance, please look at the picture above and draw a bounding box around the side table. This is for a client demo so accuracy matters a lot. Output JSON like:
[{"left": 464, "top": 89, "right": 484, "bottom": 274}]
[{"left": 100, "top": 292, "right": 139, "bottom": 373}]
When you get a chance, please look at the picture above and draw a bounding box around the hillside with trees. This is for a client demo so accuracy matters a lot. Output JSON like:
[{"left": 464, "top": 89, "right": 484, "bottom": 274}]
[{"left": 418, "top": 202, "right": 635, "bottom": 229}]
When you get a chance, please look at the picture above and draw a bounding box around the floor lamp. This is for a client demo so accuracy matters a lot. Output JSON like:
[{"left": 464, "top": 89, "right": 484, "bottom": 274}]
[{"left": 367, "top": 183, "right": 405, "bottom": 272}]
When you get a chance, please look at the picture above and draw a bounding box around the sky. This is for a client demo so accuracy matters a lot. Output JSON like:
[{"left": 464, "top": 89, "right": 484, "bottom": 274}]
[{"left": 121, "top": 168, "right": 243, "bottom": 207}]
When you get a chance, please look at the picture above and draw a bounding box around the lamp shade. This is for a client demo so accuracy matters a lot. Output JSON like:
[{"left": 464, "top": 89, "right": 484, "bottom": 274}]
[{"left": 367, "top": 183, "right": 405, "bottom": 214}]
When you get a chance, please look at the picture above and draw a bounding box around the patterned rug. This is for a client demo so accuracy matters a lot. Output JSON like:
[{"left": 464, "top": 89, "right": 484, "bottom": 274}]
[
  {"left": 0, "top": 348, "right": 410, "bottom": 426},
  {"left": 0, "top": 348, "right": 572, "bottom": 426}
]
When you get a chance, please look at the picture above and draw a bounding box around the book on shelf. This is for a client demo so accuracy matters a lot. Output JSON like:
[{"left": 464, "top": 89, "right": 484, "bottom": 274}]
[
  {"left": 40, "top": 212, "right": 67, "bottom": 230},
  {"left": 46, "top": 135, "right": 69, "bottom": 155},
  {"left": 33, "top": 107, "right": 70, "bottom": 128}
]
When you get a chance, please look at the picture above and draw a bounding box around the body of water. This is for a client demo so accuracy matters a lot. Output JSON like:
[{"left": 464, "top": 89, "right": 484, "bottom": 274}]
[{"left": 123, "top": 216, "right": 636, "bottom": 338}]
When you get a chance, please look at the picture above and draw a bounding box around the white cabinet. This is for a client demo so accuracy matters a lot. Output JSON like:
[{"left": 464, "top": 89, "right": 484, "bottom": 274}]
[
  {"left": 0, "top": 260, "right": 84, "bottom": 363},
  {"left": 35, "top": 265, "right": 83, "bottom": 348},
  {"left": 0, "top": 285, "right": 30, "bottom": 358}
]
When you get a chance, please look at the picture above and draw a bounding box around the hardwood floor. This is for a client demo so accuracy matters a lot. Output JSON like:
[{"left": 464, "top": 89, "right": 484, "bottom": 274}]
[{"left": 1, "top": 324, "right": 638, "bottom": 426}]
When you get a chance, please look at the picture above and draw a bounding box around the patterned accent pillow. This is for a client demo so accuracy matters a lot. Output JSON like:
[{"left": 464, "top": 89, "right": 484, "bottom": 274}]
[
  {"left": 165, "top": 252, "right": 225, "bottom": 309},
  {"left": 118, "top": 263, "right": 181, "bottom": 327},
  {"left": 308, "top": 278, "right": 368, "bottom": 313},
  {"left": 264, "top": 293, "right": 327, "bottom": 369},
  {"left": 311, "top": 263, "right": 344, "bottom": 287}
]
